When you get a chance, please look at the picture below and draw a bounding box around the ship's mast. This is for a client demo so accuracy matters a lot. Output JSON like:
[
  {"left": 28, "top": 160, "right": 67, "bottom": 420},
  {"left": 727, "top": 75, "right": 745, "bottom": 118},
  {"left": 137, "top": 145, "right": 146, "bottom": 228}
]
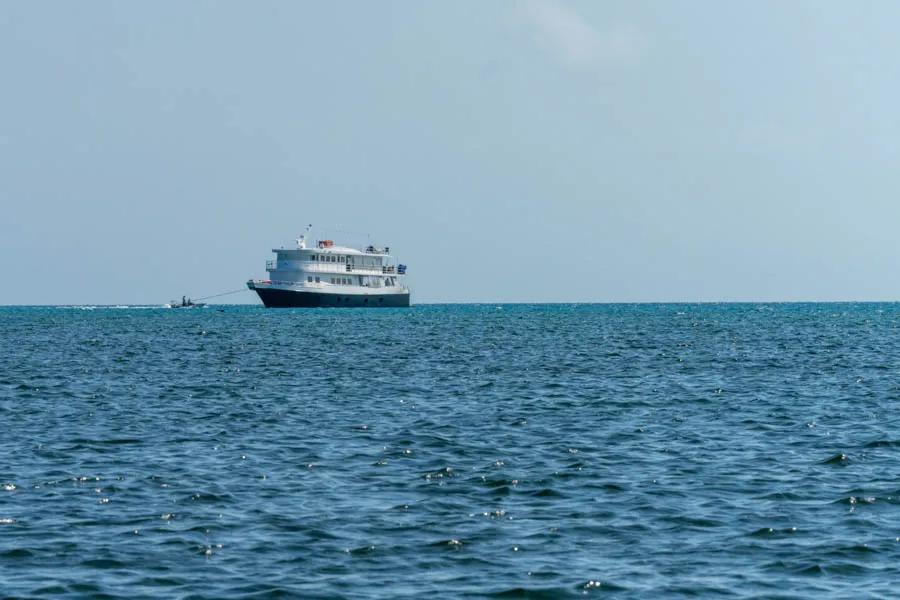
[{"left": 296, "top": 224, "right": 312, "bottom": 249}]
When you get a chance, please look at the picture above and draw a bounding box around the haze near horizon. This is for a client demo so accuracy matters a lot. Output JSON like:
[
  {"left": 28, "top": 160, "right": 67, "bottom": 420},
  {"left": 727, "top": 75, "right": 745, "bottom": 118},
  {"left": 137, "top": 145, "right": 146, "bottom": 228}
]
[{"left": 2, "top": 1, "right": 899, "bottom": 304}]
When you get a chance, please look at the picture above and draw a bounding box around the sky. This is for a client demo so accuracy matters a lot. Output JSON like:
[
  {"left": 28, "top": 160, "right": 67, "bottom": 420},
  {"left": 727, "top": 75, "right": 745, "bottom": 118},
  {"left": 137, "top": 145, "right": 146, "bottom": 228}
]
[{"left": 2, "top": 1, "right": 900, "bottom": 304}]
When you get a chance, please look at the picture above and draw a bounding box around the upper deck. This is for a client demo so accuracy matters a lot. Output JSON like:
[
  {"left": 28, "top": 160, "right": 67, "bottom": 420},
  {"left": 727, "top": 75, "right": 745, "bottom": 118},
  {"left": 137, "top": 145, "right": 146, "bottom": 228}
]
[{"left": 266, "top": 239, "right": 405, "bottom": 278}]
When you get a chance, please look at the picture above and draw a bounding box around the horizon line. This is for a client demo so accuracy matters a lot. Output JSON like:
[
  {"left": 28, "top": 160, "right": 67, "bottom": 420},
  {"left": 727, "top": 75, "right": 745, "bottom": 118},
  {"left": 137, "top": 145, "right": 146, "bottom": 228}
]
[{"left": 3, "top": 300, "right": 900, "bottom": 307}]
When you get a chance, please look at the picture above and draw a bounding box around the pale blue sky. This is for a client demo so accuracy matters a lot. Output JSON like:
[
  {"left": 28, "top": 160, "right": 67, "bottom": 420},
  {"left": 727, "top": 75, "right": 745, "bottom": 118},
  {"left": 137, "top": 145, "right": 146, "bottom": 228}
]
[{"left": 2, "top": 1, "right": 900, "bottom": 304}]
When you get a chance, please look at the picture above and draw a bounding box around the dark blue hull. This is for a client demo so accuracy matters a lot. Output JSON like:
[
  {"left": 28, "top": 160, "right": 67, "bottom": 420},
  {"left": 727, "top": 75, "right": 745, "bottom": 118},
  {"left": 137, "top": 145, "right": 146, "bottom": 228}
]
[{"left": 253, "top": 287, "right": 410, "bottom": 308}]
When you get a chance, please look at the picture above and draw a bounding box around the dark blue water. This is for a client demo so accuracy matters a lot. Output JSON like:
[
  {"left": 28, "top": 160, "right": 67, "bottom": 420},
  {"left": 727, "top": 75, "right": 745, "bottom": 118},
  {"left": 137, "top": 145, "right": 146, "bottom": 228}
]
[{"left": 2, "top": 303, "right": 900, "bottom": 598}]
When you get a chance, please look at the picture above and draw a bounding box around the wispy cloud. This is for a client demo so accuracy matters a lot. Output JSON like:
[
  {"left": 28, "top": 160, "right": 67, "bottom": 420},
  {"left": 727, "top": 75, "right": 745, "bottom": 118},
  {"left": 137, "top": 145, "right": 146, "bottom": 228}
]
[{"left": 521, "top": 0, "right": 646, "bottom": 70}]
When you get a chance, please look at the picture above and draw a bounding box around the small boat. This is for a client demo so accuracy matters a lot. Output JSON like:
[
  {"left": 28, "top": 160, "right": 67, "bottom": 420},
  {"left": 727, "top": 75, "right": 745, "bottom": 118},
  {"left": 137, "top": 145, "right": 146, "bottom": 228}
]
[{"left": 168, "top": 296, "right": 206, "bottom": 309}]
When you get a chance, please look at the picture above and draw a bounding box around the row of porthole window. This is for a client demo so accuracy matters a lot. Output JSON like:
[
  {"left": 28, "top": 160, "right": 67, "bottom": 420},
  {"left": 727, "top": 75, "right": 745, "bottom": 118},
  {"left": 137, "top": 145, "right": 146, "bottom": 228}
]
[
  {"left": 335, "top": 297, "right": 384, "bottom": 304},
  {"left": 310, "top": 254, "right": 346, "bottom": 263},
  {"left": 307, "top": 276, "right": 353, "bottom": 285}
]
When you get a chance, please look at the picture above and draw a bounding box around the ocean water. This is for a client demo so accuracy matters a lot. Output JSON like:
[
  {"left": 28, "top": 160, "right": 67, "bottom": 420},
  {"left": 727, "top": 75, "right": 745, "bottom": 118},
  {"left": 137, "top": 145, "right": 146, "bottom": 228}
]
[{"left": 2, "top": 303, "right": 900, "bottom": 598}]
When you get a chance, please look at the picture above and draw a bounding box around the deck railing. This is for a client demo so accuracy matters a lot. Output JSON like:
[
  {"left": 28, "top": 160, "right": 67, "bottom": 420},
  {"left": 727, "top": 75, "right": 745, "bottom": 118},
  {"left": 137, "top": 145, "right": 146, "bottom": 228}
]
[
  {"left": 266, "top": 261, "right": 404, "bottom": 276},
  {"left": 346, "top": 264, "right": 398, "bottom": 274},
  {"left": 256, "top": 279, "right": 405, "bottom": 291}
]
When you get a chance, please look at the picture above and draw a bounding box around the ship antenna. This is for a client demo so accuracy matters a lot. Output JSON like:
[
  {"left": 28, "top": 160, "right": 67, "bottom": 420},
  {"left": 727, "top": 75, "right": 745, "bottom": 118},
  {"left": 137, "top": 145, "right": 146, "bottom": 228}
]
[{"left": 297, "top": 223, "right": 312, "bottom": 249}]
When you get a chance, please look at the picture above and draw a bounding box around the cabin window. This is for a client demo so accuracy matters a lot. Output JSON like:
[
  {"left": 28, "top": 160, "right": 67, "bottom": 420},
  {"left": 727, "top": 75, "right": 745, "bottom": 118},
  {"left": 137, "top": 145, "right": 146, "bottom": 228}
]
[
  {"left": 331, "top": 255, "right": 336, "bottom": 262},
  {"left": 315, "top": 277, "right": 320, "bottom": 283},
  {"left": 339, "top": 256, "right": 345, "bottom": 263},
  {"left": 311, "top": 255, "right": 317, "bottom": 261},
  {"left": 307, "top": 276, "right": 312, "bottom": 283}
]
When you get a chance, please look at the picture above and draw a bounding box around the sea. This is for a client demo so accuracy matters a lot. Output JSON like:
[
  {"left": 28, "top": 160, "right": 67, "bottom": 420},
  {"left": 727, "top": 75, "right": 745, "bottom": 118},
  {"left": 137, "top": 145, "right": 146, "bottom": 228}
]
[{"left": 2, "top": 303, "right": 900, "bottom": 598}]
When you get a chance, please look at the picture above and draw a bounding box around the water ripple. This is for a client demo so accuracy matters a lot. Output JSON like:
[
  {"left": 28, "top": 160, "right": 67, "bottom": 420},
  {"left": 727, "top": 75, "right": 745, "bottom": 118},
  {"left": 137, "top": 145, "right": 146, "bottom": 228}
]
[{"left": 3, "top": 303, "right": 900, "bottom": 597}]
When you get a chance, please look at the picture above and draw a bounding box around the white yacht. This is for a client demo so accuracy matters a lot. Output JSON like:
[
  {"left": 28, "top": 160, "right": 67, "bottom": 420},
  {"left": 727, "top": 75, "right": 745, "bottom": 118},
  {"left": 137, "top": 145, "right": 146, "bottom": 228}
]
[{"left": 247, "top": 229, "right": 410, "bottom": 308}]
